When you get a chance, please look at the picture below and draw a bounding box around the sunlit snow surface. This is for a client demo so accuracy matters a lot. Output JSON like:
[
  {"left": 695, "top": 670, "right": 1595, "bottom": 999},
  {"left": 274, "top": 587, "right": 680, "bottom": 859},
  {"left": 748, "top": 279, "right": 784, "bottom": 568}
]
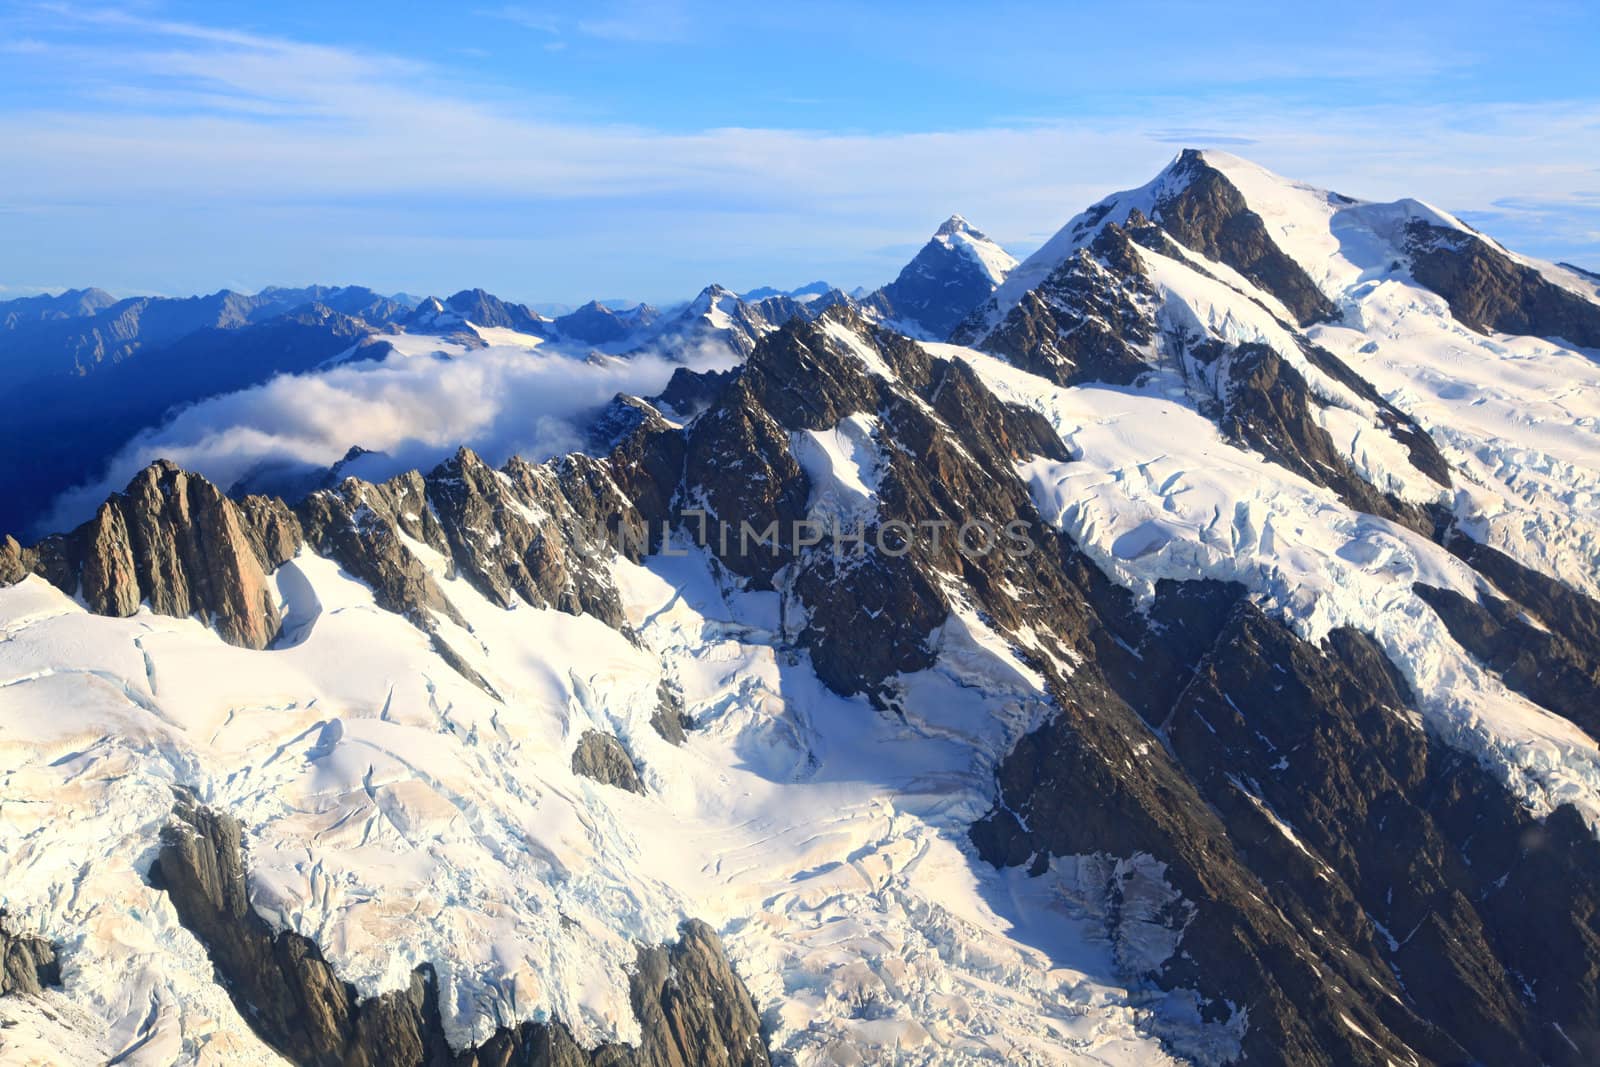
[
  {"left": 0, "top": 535, "right": 1223, "bottom": 1064},
  {"left": 6, "top": 151, "right": 1600, "bottom": 1065},
  {"left": 1196, "top": 151, "right": 1600, "bottom": 599}
]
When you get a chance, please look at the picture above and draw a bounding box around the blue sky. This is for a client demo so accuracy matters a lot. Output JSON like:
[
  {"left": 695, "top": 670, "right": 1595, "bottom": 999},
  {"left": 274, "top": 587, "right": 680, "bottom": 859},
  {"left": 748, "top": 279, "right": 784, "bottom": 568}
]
[{"left": 1, "top": 0, "right": 1597, "bottom": 304}]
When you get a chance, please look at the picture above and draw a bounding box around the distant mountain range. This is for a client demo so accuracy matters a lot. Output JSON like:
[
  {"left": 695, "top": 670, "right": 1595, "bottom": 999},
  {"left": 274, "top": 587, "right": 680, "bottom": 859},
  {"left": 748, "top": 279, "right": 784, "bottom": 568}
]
[
  {"left": 0, "top": 219, "right": 1019, "bottom": 536},
  {"left": 6, "top": 149, "right": 1600, "bottom": 1066}
]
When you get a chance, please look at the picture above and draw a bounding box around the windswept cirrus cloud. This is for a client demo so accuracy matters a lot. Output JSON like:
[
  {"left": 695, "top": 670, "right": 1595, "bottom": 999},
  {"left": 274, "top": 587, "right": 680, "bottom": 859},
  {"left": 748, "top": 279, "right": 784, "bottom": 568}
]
[{"left": 1, "top": 3, "right": 1597, "bottom": 299}]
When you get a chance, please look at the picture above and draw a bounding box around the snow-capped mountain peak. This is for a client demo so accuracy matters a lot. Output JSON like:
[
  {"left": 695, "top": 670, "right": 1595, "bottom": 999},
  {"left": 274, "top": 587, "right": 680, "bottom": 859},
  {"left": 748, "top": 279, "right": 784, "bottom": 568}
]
[
  {"left": 933, "top": 212, "right": 975, "bottom": 237},
  {"left": 7, "top": 150, "right": 1600, "bottom": 1067},
  {"left": 930, "top": 214, "right": 1018, "bottom": 289},
  {"left": 867, "top": 214, "right": 1019, "bottom": 339}
]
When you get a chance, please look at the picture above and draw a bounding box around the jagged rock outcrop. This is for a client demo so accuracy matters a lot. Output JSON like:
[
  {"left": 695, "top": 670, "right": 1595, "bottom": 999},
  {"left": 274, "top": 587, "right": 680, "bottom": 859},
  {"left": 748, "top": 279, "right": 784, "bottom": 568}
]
[
  {"left": 652, "top": 366, "right": 735, "bottom": 419},
  {"left": 975, "top": 572, "right": 1600, "bottom": 1066},
  {"left": 0, "top": 919, "right": 59, "bottom": 999},
  {"left": 296, "top": 470, "right": 461, "bottom": 630},
  {"left": 1415, "top": 526, "right": 1600, "bottom": 741},
  {"left": 152, "top": 798, "right": 769, "bottom": 1067},
  {"left": 2, "top": 440, "right": 642, "bottom": 671},
  {"left": 642, "top": 308, "right": 1600, "bottom": 1064},
  {"left": 1211, "top": 341, "right": 1439, "bottom": 532},
  {"left": 650, "top": 681, "right": 694, "bottom": 745},
  {"left": 977, "top": 224, "right": 1156, "bottom": 386},
  {"left": 428, "top": 448, "right": 626, "bottom": 628},
  {"left": 1440, "top": 530, "right": 1600, "bottom": 657},
  {"left": 870, "top": 214, "right": 1016, "bottom": 338},
  {"left": 0, "top": 534, "right": 27, "bottom": 585},
  {"left": 962, "top": 206, "right": 1449, "bottom": 520},
  {"left": 571, "top": 731, "right": 646, "bottom": 793},
  {"left": 295, "top": 446, "right": 635, "bottom": 638},
  {"left": 1155, "top": 149, "right": 1339, "bottom": 326},
  {"left": 1408, "top": 220, "right": 1600, "bottom": 347},
  {"left": 6, "top": 461, "right": 288, "bottom": 649},
  {"left": 1415, "top": 581, "right": 1600, "bottom": 738}
]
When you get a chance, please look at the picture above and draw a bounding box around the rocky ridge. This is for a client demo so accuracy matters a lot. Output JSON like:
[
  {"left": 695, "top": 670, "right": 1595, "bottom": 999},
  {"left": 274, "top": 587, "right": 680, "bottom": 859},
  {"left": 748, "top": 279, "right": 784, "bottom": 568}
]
[
  {"left": 868, "top": 214, "right": 1018, "bottom": 338},
  {"left": 152, "top": 797, "right": 769, "bottom": 1067},
  {"left": 5, "top": 152, "right": 1600, "bottom": 1065}
]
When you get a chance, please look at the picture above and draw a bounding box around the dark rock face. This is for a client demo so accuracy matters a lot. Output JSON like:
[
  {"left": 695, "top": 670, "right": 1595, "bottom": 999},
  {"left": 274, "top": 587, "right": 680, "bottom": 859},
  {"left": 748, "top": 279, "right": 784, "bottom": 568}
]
[
  {"left": 152, "top": 799, "right": 769, "bottom": 1067},
  {"left": 8, "top": 461, "right": 288, "bottom": 649},
  {"left": 1408, "top": 221, "right": 1600, "bottom": 347},
  {"left": 1154, "top": 149, "right": 1339, "bottom": 327},
  {"left": 1415, "top": 526, "right": 1600, "bottom": 742},
  {"left": 296, "top": 447, "right": 635, "bottom": 640},
  {"left": 650, "top": 682, "right": 694, "bottom": 745},
  {"left": 680, "top": 376, "right": 812, "bottom": 586},
  {"left": 1211, "top": 341, "right": 1437, "bottom": 532},
  {"left": 662, "top": 310, "right": 1600, "bottom": 1066},
  {"left": 1415, "top": 582, "right": 1600, "bottom": 737},
  {"left": 1442, "top": 531, "right": 1600, "bottom": 656},
  {"left": 571, "top": 731, "right": 646, "bottom": 793},
  {"left": 651, "top": 366, "right": 735, "bottom": 419},
  {"left": 967, "top": 206, "right": 1448, "bottom": 521},
  {"left": 0, "top": 920, "right": 59, "bottom": 999},
  {"left": 1164, "top": 610, "right": 1600, "bottom": 1065},
  {"left": 427, "top": 449, "right": 627, "bottom": 628},
  {"left": 297, "top": 470, "right": 462, "bottom": 631},
  {"left": 976, "top": 574, "right": 1600, "bottom": 1066},
  {"left": 975, "top": 225, "right": 1156, "bottom": 386},
  {"left": 292, "top": 451, "right": 637, "bottom": 693},
  {"left": 872, "top": 215, "right": 1012, "bottom": 339}
]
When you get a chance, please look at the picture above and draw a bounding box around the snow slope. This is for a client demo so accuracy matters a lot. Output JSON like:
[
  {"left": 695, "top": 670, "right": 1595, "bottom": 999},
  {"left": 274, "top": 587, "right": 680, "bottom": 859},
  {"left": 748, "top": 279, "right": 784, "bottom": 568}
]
[
  {"left": 6, "top": 151, "right": 1600, "bottom": 1067},
  {"left": 930, "top": 340, "right": 1600, "bottom": 830},
  {"left": 936, "top": 216, "right": 1019, "bottom": 288},
  {"left": 984, "top": 149, "right": 1600, "bottom": 599},
  {"left": 0, "top": 527, "right": 1235, "bottom": 1064},
  {"left": 1195, "top": 151, "right": 1600, "bottom": 599}
]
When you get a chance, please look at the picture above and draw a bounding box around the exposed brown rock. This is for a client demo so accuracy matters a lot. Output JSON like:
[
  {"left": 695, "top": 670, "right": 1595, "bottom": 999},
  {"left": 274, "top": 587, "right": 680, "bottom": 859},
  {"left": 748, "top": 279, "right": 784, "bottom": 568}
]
[
  {"left": 0, "top": 919, "right": 59, "bottom": 999},
  {"left": 236, "top": 494, "right": 305, "bottom": 570},
  {"left": 80, "top": 500, "right": 140, "bottom": 617},
  {"left": 2, "top": 462, "right": 284, "bottom": 649},
  {"left": 1156, "top": 149, "right": 1340, "bottom": 326},
  {"left": 571, "top": 731, "right": 645, "bottom": 794},
  {"left": 0, "top": 534, "right": 30, "bottom": 585},
  {"left": 151, "top": 799, "right": 768, "bottom": 1067},
  {"left": 1408, "top": 220, "right": 1600, "bottom": 347}
]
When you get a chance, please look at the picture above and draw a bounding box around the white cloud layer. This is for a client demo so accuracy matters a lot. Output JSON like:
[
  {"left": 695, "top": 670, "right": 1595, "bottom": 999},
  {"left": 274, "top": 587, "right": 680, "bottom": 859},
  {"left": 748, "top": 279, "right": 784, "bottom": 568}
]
[{"left": 38, "top": 337, "right": 730, "bottom": 533}]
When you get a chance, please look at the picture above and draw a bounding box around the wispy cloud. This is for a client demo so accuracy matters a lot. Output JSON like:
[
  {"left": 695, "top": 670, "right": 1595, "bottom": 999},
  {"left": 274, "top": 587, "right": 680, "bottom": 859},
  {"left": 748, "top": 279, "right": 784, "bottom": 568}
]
[
  {"left": 481, "top": 1, "right": 691, "bottom": 44},
  {"left": 3, "top": 5, "right": 1600, "bottom": 296},
  {"left": 39, "top": 337, "right": 736, "bottom": 533}
]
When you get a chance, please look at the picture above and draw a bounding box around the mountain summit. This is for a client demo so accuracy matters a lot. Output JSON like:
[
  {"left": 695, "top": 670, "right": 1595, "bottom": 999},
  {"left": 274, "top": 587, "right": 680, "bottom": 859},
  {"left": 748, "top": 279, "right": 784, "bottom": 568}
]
[
  {"left": 868, "top": 213, "right": 1018, "bottom": 338},
  {"left": 4, "top": 151, "right": 1600, "bottom": 1066}
]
